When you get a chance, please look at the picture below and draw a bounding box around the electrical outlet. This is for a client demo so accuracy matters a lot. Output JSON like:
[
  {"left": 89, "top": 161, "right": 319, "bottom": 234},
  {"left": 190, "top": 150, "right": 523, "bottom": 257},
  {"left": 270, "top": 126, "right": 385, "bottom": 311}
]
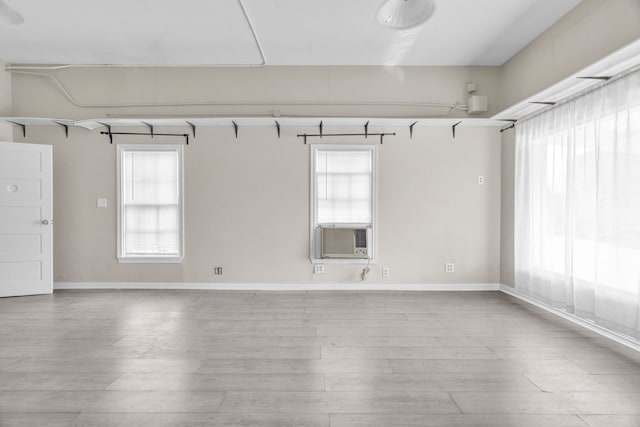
[
  {"left": 213, "top": 266, "right": 223, "bottom": 275},
  {"left": 445, "top": 263, "right": 455, "bottom": 273},
  {"left": 477, "top": 176, "right": 485, "bottom": 185},
  {"left": 314, "top": 264, "right": 324, "bottom": 274},
  {"left": 382, "top": 267, "right": 390, "bottom": 277},
  {"left": 97, "top": 198, "right": 108, "bottom": 208}
]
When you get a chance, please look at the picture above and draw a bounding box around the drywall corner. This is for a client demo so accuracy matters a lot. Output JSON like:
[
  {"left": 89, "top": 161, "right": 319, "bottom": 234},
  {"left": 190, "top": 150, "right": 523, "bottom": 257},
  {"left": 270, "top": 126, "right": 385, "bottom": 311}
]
[{"left": 500, "top": 129, "right": 515, "bottom": 287}]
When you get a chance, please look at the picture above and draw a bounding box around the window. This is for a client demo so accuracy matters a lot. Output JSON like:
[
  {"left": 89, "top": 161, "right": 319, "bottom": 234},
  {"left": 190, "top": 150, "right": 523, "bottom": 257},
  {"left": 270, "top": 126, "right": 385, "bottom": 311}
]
[
  {"left": 310, "top": 144, "right": 376, "bottom": 261},
  {"left": 515, "top": 68, "right": 640, "bottom": 340},
  {"left": 117, "top": 145, "right": 184, "bottom": 263}
]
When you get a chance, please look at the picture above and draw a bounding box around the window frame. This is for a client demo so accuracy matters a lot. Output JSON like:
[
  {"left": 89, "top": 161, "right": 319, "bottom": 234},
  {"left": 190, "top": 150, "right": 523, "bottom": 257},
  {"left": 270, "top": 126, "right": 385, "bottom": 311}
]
[
  {"left": 116, "top": 144, "right": 185, "bottom": 264},
  {"left": 309, "top": 144, "right": 377, "bottom": 264}
]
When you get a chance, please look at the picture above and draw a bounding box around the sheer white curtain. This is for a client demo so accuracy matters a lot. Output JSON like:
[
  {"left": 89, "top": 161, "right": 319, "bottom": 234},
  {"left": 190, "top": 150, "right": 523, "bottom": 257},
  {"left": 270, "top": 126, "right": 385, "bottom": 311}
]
[{"left": 515, "top": 69, "right": 640, "bottom": 340}]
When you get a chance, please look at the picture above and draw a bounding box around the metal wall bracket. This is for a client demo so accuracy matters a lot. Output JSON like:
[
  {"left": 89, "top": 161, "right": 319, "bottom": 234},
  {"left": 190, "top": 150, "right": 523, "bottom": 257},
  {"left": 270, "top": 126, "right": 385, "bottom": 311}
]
[
  {"left": 141, "top": 121, "right": 154, "bottom": 138},
  {"left": 409, "top": 121, "right": 417, "bottom": 139},
  {"left": 275, "top": 120, "right": 281, "bottom": 138},
  {"left": 497, "top": 118, "right": 517, "bottom": 134},
  {"left": 232, "top": 121, "right": 238, "bottom": 138},
  {"left": 7, "top": 121, "right": 26, "bottom": 138},
  {"left": 55, "top": 121, "right": 69, "bottom": 138},
  {"left": 186, "top": 121, "right": 196, "bottom": 138},
  {"left": 452, "top": 121, "right": 462, "bottom": 139},
  {"left": 578, "top": 76, "right": 611, "bottom": 81},
  {"left": 364, "top": 121, "right": 369, "bottom": 139},
  {"left": 500, "top": 124, "right": 515, "bottom": 133},
  {"left": 98, "top": 122, "right": 113, "bottom": 144}
]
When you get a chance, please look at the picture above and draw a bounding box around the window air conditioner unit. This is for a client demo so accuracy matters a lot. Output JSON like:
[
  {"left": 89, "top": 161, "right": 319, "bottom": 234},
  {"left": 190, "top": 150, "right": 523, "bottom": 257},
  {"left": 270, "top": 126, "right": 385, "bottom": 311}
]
[{"left": 321, "top": 226, "right": 371, "bottom": 259}]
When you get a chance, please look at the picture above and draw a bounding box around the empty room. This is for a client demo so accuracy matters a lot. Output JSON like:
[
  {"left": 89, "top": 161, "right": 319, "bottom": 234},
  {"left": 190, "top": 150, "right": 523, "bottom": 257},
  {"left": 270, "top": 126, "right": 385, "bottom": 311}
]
[{"left": 1, "top": 0, "right": 640, "bottom": 426}]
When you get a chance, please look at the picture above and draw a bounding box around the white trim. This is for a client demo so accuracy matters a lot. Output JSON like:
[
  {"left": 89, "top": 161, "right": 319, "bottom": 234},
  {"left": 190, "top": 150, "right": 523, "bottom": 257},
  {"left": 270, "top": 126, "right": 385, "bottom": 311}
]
[
  {"left": 500, "top": 284, "right": 640, "bottom": 353},
  {"left": 311, "top": 258, "right": 376, "bottom": 265},
  {"left": 116, "top": 256, "right": 184, "bottom": 264},
  {"left": 54, "top": 282, "right": 500, "bottom": 292}
]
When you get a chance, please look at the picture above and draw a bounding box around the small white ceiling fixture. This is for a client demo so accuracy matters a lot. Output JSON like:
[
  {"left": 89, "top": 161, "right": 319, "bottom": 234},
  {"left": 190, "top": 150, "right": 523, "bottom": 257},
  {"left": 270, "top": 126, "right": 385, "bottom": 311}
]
[
  {"left": 376, "top": 0, "right": 435, "bottom": 30},
  {"left": 0, "top": 0, "right": 24, "bottom": 25}
]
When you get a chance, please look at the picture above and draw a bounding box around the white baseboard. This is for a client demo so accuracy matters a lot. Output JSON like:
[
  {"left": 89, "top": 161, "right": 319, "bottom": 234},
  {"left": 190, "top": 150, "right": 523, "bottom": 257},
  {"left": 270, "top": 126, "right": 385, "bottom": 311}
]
[
  {"left": 54, "top": 282, "right": 501, "bottom": 292},
  {"left": 500, "top": 284, "right": 640, "bottom": 353}
]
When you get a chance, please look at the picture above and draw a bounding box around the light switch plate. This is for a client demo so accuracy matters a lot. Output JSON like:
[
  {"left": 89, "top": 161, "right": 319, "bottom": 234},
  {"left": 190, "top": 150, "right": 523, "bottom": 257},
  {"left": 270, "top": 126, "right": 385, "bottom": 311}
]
[{"left": 97, "top": 198, "right": 108, "bottom": 208}]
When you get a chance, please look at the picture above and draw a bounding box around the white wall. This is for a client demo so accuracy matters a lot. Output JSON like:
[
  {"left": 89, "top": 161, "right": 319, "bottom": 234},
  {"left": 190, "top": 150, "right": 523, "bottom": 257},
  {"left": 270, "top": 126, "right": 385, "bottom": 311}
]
[
  {"left": 10, "top": 66, "right": 501, "bottom": 119},
  {"left": 15, "top": 123, "right": 501, "bottom": 285},
  {"left": 0, "top": 59, "right": 11, "bottom": 140},
  {"left": 8, "top": 65, "right": 503, "bottom": 285}
]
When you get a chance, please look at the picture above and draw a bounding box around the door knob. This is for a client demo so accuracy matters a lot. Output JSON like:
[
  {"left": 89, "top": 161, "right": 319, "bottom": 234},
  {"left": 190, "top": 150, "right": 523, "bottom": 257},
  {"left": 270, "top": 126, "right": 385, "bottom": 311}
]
[{"left": 41, "top": 220, "right": 49, "bottom": 225}]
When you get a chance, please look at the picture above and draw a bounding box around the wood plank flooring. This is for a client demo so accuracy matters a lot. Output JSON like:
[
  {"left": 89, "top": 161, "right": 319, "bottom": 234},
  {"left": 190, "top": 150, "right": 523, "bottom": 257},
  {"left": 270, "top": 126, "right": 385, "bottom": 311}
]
[{"left": 0, "top": 290, "right": 639, "bottom": 426}]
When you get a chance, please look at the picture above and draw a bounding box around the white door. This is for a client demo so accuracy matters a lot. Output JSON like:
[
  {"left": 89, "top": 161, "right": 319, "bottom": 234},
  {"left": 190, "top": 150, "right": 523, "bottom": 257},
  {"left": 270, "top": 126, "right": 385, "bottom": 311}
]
[{"left": 0, "top": 141, "right": 53, "bottom": 297}]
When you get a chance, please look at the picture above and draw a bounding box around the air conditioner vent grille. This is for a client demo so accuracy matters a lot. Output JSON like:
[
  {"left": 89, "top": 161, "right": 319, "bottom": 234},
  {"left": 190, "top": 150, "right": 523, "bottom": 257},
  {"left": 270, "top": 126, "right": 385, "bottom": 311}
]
[{"left": 355, "top": 229, "right": 367, "bottom": 248}]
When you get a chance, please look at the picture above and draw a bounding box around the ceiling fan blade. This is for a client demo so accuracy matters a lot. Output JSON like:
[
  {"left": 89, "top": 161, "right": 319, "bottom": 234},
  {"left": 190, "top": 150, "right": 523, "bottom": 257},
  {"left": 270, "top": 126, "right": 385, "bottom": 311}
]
[{"left": 0, "top": 0, "right": 24, "bottom": 25}]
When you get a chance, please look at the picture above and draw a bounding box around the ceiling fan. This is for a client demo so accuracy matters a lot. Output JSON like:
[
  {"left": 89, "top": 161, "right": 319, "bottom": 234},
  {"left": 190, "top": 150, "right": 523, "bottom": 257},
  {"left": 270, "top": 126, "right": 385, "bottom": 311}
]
[{"left": 0, "top": 0, "right": 24, "bottom": 25}]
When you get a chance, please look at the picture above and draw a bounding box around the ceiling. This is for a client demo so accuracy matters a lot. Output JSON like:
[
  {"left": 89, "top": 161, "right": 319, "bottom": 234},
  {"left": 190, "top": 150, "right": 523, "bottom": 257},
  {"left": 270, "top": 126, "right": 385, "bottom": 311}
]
[{"left": 0, "top": 0, "right": 581, "bottom": 66}]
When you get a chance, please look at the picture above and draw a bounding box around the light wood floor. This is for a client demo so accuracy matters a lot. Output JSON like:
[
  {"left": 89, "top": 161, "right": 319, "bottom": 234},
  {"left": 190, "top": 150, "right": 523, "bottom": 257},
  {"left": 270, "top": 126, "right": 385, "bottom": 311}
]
[{"left": 0, "top": 290, "right": 639, "bottom": 426}]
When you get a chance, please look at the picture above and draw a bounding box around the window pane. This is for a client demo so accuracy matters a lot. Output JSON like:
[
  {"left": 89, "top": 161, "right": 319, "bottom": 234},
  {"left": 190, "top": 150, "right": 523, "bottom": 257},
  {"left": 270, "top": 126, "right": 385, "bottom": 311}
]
[
  {"left": 124, "top": 151, "right": 178, "bottom": 205},
  {"left": 120, "top": 149, "right": 181, "bottom": 257},
  {"left": 124, "top": 207, "right": 180, "bottom": 255},
  {"left": 316, "top": 149, "right": 372, "bottom": 224}
]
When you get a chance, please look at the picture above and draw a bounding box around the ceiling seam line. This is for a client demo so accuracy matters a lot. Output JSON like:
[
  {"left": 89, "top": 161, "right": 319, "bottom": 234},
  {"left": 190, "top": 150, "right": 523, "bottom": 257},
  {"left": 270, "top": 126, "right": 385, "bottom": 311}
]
[{"left": 238, "top": 0, "right": 266, "bottom": 67}]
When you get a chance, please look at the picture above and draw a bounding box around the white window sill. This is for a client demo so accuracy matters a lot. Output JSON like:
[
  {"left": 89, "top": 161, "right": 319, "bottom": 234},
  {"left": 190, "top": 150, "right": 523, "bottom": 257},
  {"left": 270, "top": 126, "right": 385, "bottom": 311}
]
[
  {"left": 311, "top": 258, "right": 376, "bottom": 265},
  {"left": 118, "top": 256, "right": 184, "bottom": 264}
]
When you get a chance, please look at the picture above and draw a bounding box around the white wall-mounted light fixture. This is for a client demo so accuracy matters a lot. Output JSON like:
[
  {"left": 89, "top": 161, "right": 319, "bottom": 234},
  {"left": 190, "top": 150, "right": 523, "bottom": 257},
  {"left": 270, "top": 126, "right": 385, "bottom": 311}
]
[
  {"left": 376, "top": 0, "right": 436, "bottom": 30},
  {"left": 0, "top": 0, "right": 23, "bottom": 25}
]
